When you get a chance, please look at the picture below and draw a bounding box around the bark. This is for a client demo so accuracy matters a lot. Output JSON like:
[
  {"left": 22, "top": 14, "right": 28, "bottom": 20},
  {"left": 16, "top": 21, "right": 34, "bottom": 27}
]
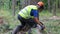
[
  {"left": 48, "top": 0, "right": 51, "bottom": 12},
  {"left": 30, "top": 0, "right": 39, "bottom": 5},
  {"left": 9, "top": 0, "right": 11, "bottom": 9},
  {"left": 58, "top": 0, "right": 60, "bottom": 8},
  {"left": 52, "top": 0, "right": 56, "bottom": 16},
  {"left": 21, "top": 0, "right": 39, "bottom": 8},
  {"left": 12, "top": 0, "right": 16, "bottom": 16}
]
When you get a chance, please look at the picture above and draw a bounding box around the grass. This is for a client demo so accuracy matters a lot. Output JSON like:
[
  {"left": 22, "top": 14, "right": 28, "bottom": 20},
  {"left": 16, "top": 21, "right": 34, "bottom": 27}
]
[
  {"left": 44, "top": 20, "right": 60, "bottom": 34},
  {"left": 0, "top": 9, "right": 20, "bottom": 30},
  {"left": 0, "top": 9, "right": 60, "bottom": 34}
]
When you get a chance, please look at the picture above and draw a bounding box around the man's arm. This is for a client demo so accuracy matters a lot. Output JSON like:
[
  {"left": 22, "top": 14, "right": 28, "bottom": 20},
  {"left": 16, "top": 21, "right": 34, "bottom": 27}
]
[
  {"left": 34, "top": 17, "right": 42, "bottom": 25},
  {"left": 31, "top": 9, "right": 45, "bottom": 30},
  {"left": 34, "top": 17, "right": 45, "bottom": 30},
  {"left": 31, "top": 9, "right": 43, "bottom": 25}
]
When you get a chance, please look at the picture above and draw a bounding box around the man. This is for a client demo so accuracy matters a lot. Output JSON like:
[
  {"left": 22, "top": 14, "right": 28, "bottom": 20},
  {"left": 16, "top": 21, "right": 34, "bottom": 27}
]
[{"left": 12, "top": 1, "right": 45, "bottom": 34}]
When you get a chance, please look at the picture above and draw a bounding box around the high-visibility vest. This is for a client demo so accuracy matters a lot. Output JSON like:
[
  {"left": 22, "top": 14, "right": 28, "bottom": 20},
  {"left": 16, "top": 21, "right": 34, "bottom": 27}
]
[{"left": 18, "top": 5, "right": 38, "bottom": 19}]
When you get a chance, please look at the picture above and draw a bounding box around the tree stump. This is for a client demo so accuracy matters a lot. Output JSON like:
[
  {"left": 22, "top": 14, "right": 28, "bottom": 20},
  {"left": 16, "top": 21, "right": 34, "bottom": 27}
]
[{"left": 0, "top": 17, "right": 3, "bottom": 24}]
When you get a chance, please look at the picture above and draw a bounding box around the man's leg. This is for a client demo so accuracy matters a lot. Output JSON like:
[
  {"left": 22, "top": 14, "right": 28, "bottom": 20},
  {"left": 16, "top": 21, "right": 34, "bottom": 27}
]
[
  {"left": 28, "top": 28, "right": 32, "bottom": 34},
  {"left": 12, "top": 25, "right": 24, "bottom": 34},
  {"left": 26, "top": 18, "right": 37, "bottom": 34},
  {"left": 12, "top": 14, "right": 26, "bottom": 34}
]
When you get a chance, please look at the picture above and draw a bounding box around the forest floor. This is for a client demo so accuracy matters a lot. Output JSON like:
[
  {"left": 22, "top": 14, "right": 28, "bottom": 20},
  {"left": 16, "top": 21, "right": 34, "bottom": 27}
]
[{"left": 0, "top": 10, "right": 60, "bottom": 34}]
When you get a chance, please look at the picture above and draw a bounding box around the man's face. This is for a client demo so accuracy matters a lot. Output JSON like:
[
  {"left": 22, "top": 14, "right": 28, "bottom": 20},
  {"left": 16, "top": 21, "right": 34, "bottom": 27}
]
[
  {"left": 37, "top": 5, "right": 44, "bottom": 12},
  {"left": 38, "top": 9, "right": 43, "bottom": 12}
]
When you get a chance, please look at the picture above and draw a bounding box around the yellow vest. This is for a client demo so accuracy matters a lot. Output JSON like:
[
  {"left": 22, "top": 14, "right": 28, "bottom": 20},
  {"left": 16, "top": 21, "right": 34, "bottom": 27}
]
[{"left": 18, "top": 5, "right": 38, "bottom": 19}]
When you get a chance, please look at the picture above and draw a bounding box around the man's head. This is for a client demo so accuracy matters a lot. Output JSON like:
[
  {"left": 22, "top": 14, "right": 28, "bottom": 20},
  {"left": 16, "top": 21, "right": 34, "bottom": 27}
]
[{"left": 37, "top": 1, "right": 44, "bottom": 12}]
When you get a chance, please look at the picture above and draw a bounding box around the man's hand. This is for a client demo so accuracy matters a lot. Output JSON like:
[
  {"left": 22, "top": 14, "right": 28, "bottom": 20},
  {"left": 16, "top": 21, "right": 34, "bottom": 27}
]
[
  {"left": 40, "top": 24, "right": 45, "bottom": 30},
  {"left": 40, "top": 22, "right": 45, "bottom": 30},
  {"left": 37, "top": 24, "right": 45, "bottom": 30},
  {"left": 34, "top": 17, "right": 45, "bottom": 30}
]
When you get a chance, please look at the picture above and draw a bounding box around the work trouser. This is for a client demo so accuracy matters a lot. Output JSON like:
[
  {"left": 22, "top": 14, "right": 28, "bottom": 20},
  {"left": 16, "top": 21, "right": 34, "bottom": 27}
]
[{"left": 12, "top": 14, "right": 37, "bottom": 34}]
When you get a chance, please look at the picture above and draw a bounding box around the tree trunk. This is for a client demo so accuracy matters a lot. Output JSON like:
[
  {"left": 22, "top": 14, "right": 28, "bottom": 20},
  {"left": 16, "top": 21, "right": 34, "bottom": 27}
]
[
  {"left": 9, "top": 0, "right": 11, "bottom": 9},
  {"left": 21, "top": 0, "right": 39, "bottom": 8},
  {"left": 58, "top": 0, "right": 60, "bottom": 8},
  {"left": 59, "top": 0, "right": 60, "bottom": 8},
  {"left": 53, "top": 3, "right": 56, "bottom": 16},
  {"left": 20, "top": 0, "right": 26, "bottom": 8},
  {"left": 12, "top": 0, "right": 16, "bottom": 16},
  {"left": 48, "top": 0, "right": 51, "bottom": 12},
  {"left": 28, "top": 0, "right": 30, "bottom": 5},
  {"left": 30, "top": 0, "right": 39, "bottom": 5},
  {"left": 52, "top": 0, "right": 56, "bottom": 16}
]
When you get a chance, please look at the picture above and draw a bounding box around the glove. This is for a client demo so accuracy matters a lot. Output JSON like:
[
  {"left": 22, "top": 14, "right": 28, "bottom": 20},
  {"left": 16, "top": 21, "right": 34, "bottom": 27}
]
[
  {"left": 40, "top": 25, "right": 45, "bottom": 30},
  {"left": 39, "top": 22, "right": 45, "bottom": 30}
]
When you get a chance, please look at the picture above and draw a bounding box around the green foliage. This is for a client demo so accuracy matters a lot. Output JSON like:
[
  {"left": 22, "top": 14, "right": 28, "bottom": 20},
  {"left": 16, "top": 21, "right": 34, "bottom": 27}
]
[
  {"left": 2, "top": 0, "right": 10, "bottom": 10},
  {"left": 0, "top": 10, "right": 60, "bottom": 34},
  {"left": 42, "top": 0, "right": 48, "bottom": 9},
  {"left": 45, "top": 20, "right": 60, "bottom": 34},
  {"left": 0, "top": 0, "right": 60, "bottom": 34},
  {"left": 0, "top": 10, "right": 20, "bottom": 33},
  {"left": 40, "top": 10, "right": 52, "bottom": 16}
]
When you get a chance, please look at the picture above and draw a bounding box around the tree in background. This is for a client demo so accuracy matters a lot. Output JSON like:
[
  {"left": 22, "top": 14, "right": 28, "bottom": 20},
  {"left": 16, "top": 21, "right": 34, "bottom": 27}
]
[
  {"left": 20, "top": 0, "right": 40, "bottom": 8},
  {"left": 48, "top": 0, "right": 51, "bottom": 12},
  {"left": 9, "top": 0, "right": 12, "bottom": 9},
  {"left": 12, "top": 0, "right": 16, "bottom": 16},
  {"left": 0, "top": 0, "right": 60, "bottom": 16},
  {"left": 58, "top": 0, "right": 60, "bottom": 8}
]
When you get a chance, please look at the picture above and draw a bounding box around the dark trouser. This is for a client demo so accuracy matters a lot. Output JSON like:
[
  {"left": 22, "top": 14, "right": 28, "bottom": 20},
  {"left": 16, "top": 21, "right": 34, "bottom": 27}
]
[{"left": 12, "top": 14, "right": 37, "bottom": 34}]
